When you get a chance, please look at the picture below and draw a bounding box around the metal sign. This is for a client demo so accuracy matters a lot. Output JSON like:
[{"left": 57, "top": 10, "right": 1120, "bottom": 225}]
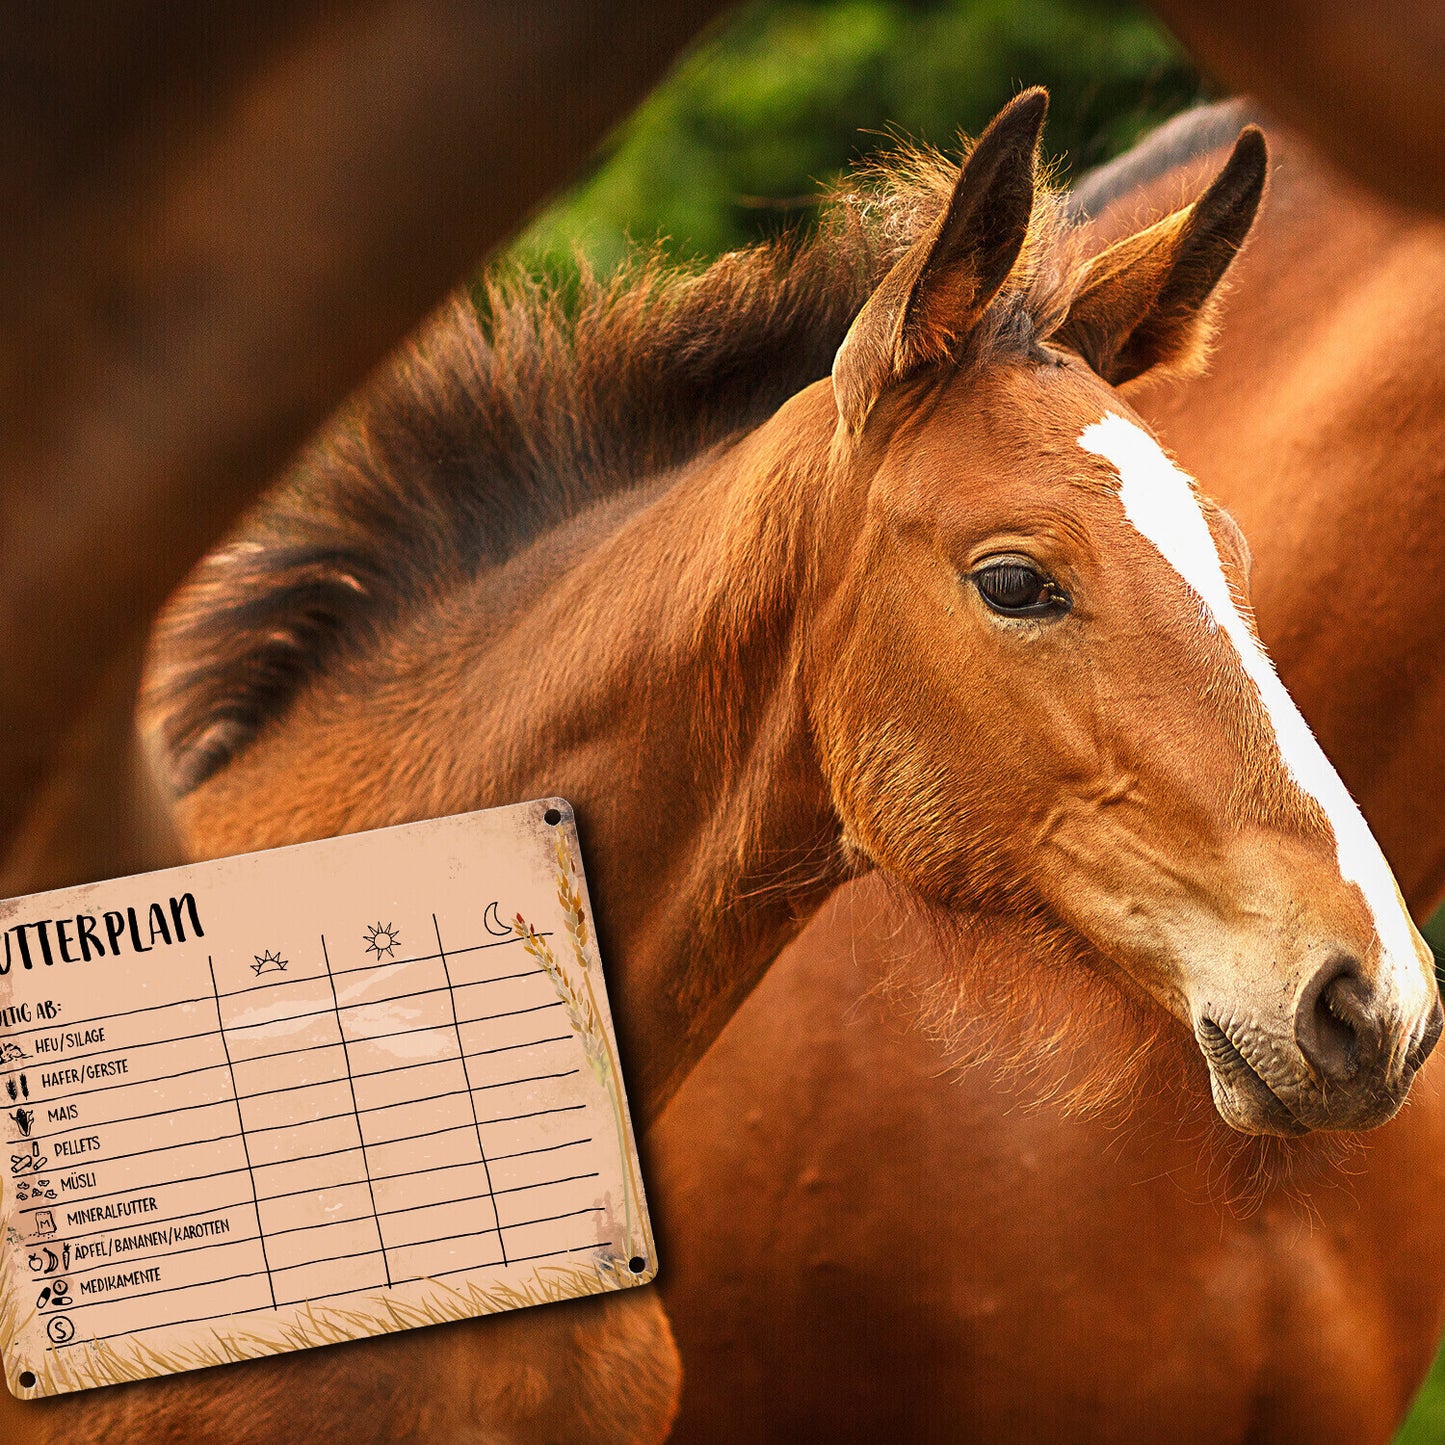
[{"left": 0, "top": 801, "right": 653, "bottom": 1397}]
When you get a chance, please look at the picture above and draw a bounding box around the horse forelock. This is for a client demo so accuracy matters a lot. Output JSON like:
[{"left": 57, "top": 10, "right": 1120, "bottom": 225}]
[{"left": 144, "top": 133, "right": 1079, "bottom": 794}]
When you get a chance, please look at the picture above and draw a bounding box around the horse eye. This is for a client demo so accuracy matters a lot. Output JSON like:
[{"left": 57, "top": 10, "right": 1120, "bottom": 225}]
[{"left": 973, "top": 560, "right": 1068, "bottom": 617}]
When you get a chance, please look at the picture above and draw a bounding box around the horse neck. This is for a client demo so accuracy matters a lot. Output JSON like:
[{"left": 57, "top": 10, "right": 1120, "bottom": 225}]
[
  {"left": 472, "top": 389, "right": 858, "bottom": 1119},
  {"left": 405, "top": 382, "right": 853, "bottom": 1123}
]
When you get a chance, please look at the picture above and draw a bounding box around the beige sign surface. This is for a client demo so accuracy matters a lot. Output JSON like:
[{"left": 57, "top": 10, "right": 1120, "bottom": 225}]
[{"left": 0, "top": 800, "right": 654, "bottom": 1398}]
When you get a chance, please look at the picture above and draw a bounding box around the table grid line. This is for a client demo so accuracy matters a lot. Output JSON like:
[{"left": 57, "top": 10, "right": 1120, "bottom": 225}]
[
  {"left": 435, "top": 912, "right": 508, "bottom": 1266},
  {"left": 59, "top": 1169, "right": 601, "bottom": 1278},
  {"left": 222, "top": 932, "right": 551, "bottom": 999},
  {"left": 9, "top": 1089, "right": 242, "bottom": 1145},
  {"left": 47, "top": 1238, "right": 618, "bottom": 1349},
  {"left": 318, "top": 934, "right": 391, "bottom": 1288},
  {"left": 52, "top": 1205, "right": 608, "bottom": 1311},
  {"left": 15, "top": 1104, "right": 588, "bottom": 1216},
  {"left": 0, "top": 932, "right": 558, "bottom": 1049},
  {"left": 9, "top": 913, "right": 620, "bottom": 1362},
  {"left": 221, "top": 969, "right": 550, "bottom": 1035},
  {"left": 41, "top": 1067, "right": 585, "bottom": 1173},
  {"left": 3, "top": 1005, "right": 569, "bottom": 1126},
  {"left": 207, "top": 956, "right": 276, "bottom": 1311}
]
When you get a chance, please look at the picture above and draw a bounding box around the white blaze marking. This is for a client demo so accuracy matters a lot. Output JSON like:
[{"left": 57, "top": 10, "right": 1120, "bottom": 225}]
[{"left": 1078, "top": 412, "right": 1426, "bottom": 1006}]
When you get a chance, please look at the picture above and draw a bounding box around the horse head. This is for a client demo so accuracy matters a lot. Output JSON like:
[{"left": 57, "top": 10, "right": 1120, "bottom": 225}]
[{"left": 810, "top": 89, "right": 1441, "bottom": 1135}]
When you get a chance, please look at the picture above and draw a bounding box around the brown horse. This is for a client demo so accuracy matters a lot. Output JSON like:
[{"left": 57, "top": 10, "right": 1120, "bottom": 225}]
[
  {"left": 650, "top": 102, "right": 1445, "bottom": 1443},
  {"left": 84, "top": 90, "right": 1424, "bottom": 1444}
]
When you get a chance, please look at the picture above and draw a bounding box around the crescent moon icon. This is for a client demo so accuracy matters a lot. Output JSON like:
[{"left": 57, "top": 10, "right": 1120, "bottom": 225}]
[{"left": 483, "top": 900, "right": 510, "bottom": 937}]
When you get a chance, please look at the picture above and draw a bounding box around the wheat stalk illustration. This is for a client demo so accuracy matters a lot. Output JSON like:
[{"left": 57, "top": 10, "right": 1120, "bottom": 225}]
[
  {"left": 512, "top": 912, "right": 606, "bottom": 1083},
  {"left": 512, "top": 830, "right": 651, "bottom": 1268},
  {"left": 5, "top": 1259, "right": 636, "bottom": 1396}
]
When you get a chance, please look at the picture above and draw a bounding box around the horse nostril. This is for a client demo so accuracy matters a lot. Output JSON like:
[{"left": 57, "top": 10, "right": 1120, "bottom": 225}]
[{"left": 1295, "top": 954, "right": 1379, "bottom": 1085}]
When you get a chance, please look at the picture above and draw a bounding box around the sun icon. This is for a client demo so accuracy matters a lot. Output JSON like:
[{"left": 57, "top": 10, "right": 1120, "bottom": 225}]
[
  {"left": 363, "top": 922, "right": 402, "bottom": 960},
  {"left": 252, "top": 949, "right": 288, "bottom": 976}
]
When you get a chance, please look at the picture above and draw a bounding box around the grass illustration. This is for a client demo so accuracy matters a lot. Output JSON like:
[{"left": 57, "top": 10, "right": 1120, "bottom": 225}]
[
  {"left": 1, "top": 1255, "right": 640, "bottom": 1397},
  {"left": 513, "top": 830, "right": 653, "bottom": 1270}
]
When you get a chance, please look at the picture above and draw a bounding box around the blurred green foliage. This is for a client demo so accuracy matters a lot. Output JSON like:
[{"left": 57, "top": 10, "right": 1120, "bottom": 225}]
[
  {"left": 1400, "top": 1368, "right": 1445, "bottom": 1445},
  {"left": 1426, "top": 909, "right": 1445, "bottom": 962},
  {"left": 515, "top": 0, "right": 1206, "bottom": 276},
  {"left": 1402, "top": 903, "right": 1445, "bottom": 1438}
]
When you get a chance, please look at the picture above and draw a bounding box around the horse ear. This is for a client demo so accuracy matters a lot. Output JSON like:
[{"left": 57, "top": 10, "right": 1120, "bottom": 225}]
[
  {"left": 832, "top": 88, "right": 1049, "bottom": 434},
  {"left": 1054, "top": 127, "right": 1268, "bottom": 386}
]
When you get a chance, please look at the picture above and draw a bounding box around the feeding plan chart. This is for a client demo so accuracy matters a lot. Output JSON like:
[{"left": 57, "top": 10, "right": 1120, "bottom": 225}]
[{"left": 0, "top": 801, "right": 654, "bottom": 1398}]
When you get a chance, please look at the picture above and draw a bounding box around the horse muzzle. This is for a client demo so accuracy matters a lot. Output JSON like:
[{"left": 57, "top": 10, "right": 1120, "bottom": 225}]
[{"left": 1194, "top": 955, "right": 1444, "bottom": 1136}]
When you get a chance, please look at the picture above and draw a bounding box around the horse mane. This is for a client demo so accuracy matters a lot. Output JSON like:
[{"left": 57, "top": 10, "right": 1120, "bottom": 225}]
[{"left": 144, "top": 136, "right": 1075, "bottom": 794}]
